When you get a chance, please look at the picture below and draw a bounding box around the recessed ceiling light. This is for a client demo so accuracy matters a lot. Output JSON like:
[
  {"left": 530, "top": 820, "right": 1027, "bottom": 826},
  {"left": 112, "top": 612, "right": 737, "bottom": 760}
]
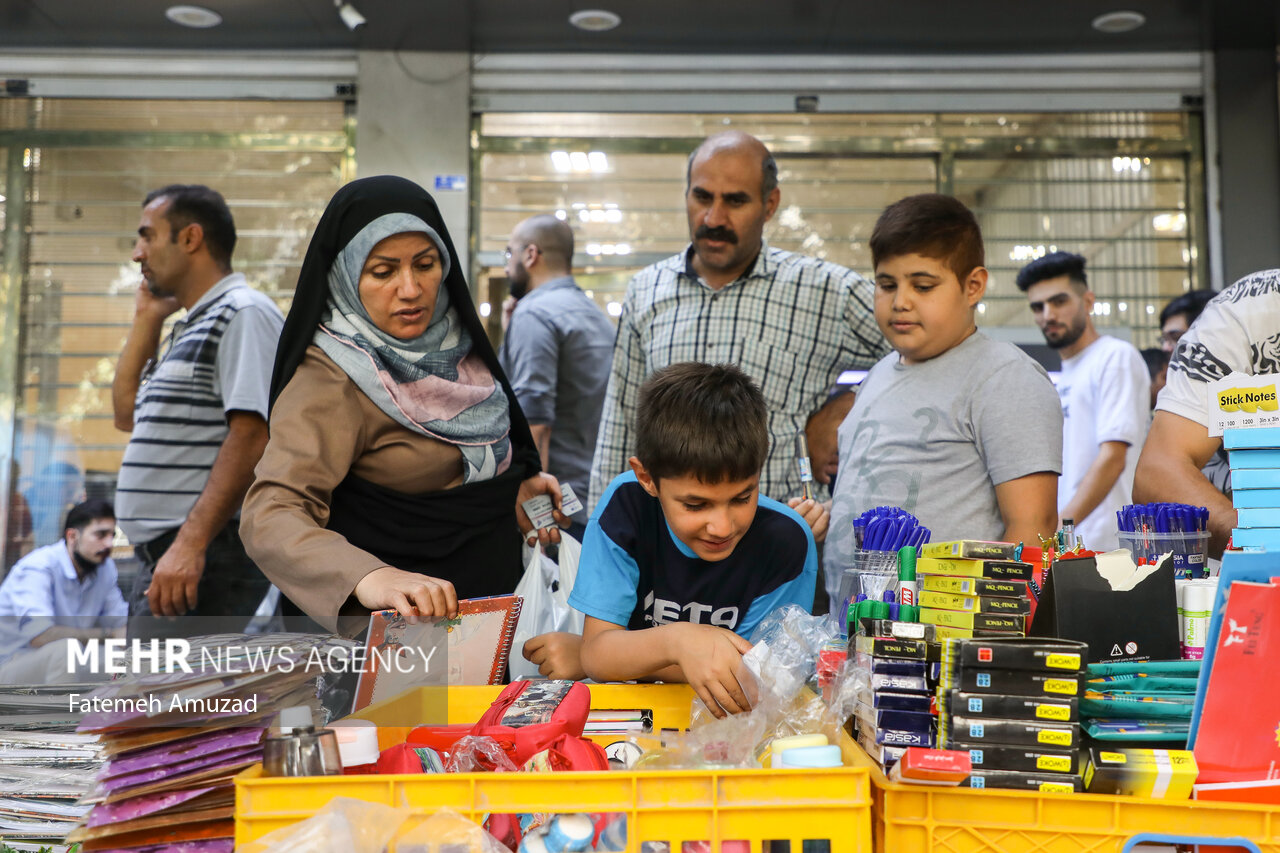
[
  {"left": 569, "top": 9, "right": 621, "bottom": 31},
  {"left": 165, "top": 5, "right": 222, "bottom": 28},
  {"left": 1091, "top": 10, "right": 1146, "bottom": 33}
]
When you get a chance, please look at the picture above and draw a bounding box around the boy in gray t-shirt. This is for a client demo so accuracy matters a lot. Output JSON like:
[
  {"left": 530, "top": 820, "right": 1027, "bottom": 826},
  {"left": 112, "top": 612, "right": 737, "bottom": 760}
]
[{"left": 825, "top": 194, "right": 1062, "bottom": 602}]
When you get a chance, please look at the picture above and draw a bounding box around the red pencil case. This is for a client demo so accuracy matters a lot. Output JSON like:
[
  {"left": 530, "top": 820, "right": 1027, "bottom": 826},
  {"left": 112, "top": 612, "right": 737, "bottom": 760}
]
[{"left": 406, "top": 680, "right": 591, "bottom": 766}]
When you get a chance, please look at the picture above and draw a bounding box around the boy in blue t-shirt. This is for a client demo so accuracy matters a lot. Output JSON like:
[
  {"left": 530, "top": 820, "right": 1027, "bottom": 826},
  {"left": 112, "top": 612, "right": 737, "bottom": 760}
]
[{"left": 567, "top": 362, "right": 817, "bottom": 716}]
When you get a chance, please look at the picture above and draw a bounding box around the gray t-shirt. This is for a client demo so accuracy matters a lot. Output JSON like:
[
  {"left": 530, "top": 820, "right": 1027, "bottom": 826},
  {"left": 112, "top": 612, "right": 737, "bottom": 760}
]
[
  {"left": 499, "top": 276, "right": 615, "bottom": 524},
  {"left": 825, "top": 332, "right": 1063, "bottom": 597}
]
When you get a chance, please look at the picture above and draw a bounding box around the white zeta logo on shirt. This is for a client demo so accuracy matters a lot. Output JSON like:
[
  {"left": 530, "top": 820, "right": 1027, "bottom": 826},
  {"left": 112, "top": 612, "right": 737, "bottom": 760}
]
[{"left": 643, "top": 591, "right": 738, "bottom": 628}]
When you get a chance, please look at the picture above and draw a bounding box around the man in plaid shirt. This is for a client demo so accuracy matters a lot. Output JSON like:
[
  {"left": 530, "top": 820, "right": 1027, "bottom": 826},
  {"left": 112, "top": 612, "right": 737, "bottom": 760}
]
[{"left": 588, "top": 131, "right": 889, "bottom": 542}]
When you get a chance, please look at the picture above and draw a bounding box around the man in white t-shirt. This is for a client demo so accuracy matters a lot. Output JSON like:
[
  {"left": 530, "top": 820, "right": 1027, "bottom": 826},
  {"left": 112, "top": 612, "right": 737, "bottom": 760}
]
[
  {"left": 1018, "top": 252, "right": 1150, "bottom": 551},
  {"left": 1137, "top": 269, "right": 1280, "bottom": 556}
]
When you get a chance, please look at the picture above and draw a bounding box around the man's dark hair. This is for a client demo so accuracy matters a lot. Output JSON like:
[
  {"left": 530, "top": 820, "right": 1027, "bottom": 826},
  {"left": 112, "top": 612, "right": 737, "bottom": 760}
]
[
  {"left": 144, "top": 184, "right": 236, "bottom": 271},
  {"left": 1159, "top": 289, "right": 1216, "bottom": 328},
  {"left": 870, "top": 194, "right": 984, "bottom": 282},
  {"left": 635, "top": 362, "right": 769, "bottom": 485},
  {"left": 1139, "top": 347, "right": 1170, "bottom": 381},
  {"left": 64, "top": 498, "right": 114, "bottom": 538},
  {"left": 1015, "top": 251, "right": 1088, "bottom": 293}
]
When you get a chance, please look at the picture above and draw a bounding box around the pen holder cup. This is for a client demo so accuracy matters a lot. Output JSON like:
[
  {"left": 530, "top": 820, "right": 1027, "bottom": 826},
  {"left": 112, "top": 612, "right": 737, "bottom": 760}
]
[
  {"left": 834, "top": 549, "right": 902, "bottom": 628},
  {"left": 1116, "top": 530, "right": 1211, "bottom": 579}
]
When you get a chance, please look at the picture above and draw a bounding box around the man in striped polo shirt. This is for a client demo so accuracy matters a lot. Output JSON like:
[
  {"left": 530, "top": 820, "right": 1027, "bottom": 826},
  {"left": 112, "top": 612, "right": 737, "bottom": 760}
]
[
  {"left": 112, "top": 185, "right": 283, "bottom": 639},
  {"left": 588, "top": 131, "right": 889, "bottom": 545}
]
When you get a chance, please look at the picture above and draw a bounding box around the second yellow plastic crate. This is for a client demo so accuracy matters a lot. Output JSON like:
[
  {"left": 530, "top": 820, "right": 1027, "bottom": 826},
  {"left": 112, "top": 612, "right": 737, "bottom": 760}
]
[
  {"left": 866, "top": 757, "right": 1280, "bottom": 852},
  {"left": 235, "top": 684, "right": 875, "bottom": 852}
]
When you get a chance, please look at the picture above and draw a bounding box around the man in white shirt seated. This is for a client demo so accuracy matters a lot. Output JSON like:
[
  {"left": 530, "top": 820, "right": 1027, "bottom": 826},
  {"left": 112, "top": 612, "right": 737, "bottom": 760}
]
[{"left": 0, "top": 499, "right": 127, "bottom": 684}]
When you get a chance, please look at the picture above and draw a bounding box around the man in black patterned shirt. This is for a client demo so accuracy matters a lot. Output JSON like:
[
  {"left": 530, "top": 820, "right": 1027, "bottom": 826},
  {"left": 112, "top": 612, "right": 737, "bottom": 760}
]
[{"left": 588, "top": 131, "right": 889, "bottom": 544}]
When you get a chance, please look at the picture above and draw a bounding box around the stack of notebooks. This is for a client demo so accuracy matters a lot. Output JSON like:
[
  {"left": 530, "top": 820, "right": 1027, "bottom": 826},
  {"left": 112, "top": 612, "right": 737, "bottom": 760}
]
[
  {"left": 916, "top": 541, "right": 1035, "bottom": 640},
  {"left": 851, "top": 628, "right": 937, "bottom": 769},
  {"left": 1226, "top": 426, "right": 1280, "bottom": 550},
  {"left": 67, "top": 633, "right": 357, "bottom": 853},
  {"left": 0, "top": 687, "right": 105, "bottom": 848},
  {"left": 937, "top": 637, "right": 1086, "bottom": 792}
]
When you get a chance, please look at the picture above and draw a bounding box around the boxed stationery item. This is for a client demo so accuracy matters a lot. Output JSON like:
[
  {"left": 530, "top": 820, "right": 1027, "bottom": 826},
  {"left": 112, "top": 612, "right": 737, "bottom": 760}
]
[
  {"left": 918, "top": 590, "right": 1031, "bottom": 615},
  {"left": 853, "top": 636, "right": 927, "bottom": 659},
  {"left": 922, "top": 540, "right": 1021, "bottom": 560},
  {"left": 921, "top": 609, "right": 1025, "bottom": 633},
  {"left": 939, "top": 715, "right": 1079, "bottom": 750},
  {"left": 916, "top": 557, "right": 1034, "bottom": 580},
  {"left": 1083, "top": 747, "right": 1198, "bottom": 798},
  {"left": 853, "top": 703, "right": 934, "bottom": 734},
  {"left": 961, "top": 769, "right": 1084, "bottom": 792},
  {"left": 941, "top": 637, "right": 1087, "bottom": 673},
  {"left": 1029, "top": 550, "right": 1179, "bottom": 663},
  {"left": 949, "top": 742, "right": 1077, "bottom": 774},
  {"left": 942, "top": 689, "right": 1077, "bottom": 722},
  {"left": 931, "top": 624, "right": 1025, "bottom": 641},
  {"left": 919, "top": 574, "right": 1030, "bottom": 597},
  {"left": 938, "top": 665, "right": 1081, "bottom": 697}
]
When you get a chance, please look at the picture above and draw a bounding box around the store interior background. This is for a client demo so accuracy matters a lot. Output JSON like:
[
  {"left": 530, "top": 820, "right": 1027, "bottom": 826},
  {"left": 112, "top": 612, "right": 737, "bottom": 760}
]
[{"left": 0, "top": 0, "right": 1276, "bottom": 560}]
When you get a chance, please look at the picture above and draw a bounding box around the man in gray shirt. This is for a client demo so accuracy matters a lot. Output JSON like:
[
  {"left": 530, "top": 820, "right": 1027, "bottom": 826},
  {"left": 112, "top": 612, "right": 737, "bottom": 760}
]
[{"left": 499, "top": 215, "right": 614, "bottom": 533}]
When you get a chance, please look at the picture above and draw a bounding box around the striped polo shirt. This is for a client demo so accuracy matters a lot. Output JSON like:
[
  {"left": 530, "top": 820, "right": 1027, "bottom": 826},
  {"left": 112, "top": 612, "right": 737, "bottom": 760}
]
[{"left": 116, "top": 274, "right": 283, "bottom": 544}]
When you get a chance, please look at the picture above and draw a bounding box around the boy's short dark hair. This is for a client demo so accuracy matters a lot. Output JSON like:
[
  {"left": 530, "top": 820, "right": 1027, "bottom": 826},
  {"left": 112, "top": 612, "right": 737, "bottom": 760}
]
[
  {"left": 144, "top": 184, "right": 237, "bottom": 270},
  {"left": 870, "top": 193, "right": 984, "bottom": 282},
  {"left": 1015, "top": 251, "right": 1088, "bottom": 292},
  {"left": 1159, "top": 289, "right": 1216, "bottom": 328},
  {"left": 635, "top": 362, "right": 769, "bottom": 485},
  {"left": 64, "top": 498, "right": 114, "bottom": 538},
  {"left": 1139, "top": 347, "right": 1170, "bottom": 381}
]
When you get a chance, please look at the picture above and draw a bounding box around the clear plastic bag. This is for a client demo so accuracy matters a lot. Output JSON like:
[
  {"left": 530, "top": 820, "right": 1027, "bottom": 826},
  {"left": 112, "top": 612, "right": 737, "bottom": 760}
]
[
  {"left": 236, "top": 796, "right": 408, "bottom": 853},
  {"left": 741, "top": 605, "right": 838, "bottom": 705},
  {"left": 444, "top": 735, "right": 518, "bottom": 773},
  {"left": 396, "top": 807, "right": 509, "bottom": 853}
]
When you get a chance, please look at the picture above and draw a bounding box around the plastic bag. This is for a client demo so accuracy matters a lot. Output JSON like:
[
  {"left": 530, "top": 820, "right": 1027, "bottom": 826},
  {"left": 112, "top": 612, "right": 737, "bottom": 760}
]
[
  {"left": 510, "top": 536, "right": 585, "bottom": 680},
  {"left": 397, "top": 807, "right": 509, "bottom": 853},
  {"left": 742, "top": 605, "right": 838, "bottom": 705},
  {"left": 236, "top": 796, "right": 408, "bottom": 853},
  {"left": 444, "top": 735, "right": 518, "bottom": 773}
]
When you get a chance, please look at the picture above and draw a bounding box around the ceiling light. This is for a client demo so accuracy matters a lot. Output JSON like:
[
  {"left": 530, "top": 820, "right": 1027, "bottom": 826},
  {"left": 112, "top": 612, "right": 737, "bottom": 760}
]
[
  {"left": 165, "top": 5, "right": 222, "bottom": 28},
  {"left": 1091, "top": 10, "right": 1146, "bottom": 33},
  {"left": 335, "top": 0, "right": 366, "bottom": 31},
  {"left": 569, "top": 9, "right": 621, "bottom": 31}
]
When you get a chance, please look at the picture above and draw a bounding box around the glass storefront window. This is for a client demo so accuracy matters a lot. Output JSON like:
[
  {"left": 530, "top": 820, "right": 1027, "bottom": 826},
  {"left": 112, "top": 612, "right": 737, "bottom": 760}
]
[
  {"left": 1, "top": 97, "right": 351, "bottom": 572},
  {"left": 473, "top": 110, "right": 1203, "bottom": 352}
]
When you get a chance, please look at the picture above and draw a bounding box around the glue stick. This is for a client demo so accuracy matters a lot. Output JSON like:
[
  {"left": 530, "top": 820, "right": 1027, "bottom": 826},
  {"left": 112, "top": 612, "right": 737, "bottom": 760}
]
[{"left": 896, "top": 545, "right": 917, "bottom": 608}]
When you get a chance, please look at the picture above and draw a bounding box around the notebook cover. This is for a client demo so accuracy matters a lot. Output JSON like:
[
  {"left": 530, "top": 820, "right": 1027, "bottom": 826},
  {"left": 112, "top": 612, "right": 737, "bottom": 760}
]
[
  {"left": 1192, "top": 578, "right": 1280, "bottom": 784},
  {"left": 353, "top": 595, "right": 523, "bottom": 712}
]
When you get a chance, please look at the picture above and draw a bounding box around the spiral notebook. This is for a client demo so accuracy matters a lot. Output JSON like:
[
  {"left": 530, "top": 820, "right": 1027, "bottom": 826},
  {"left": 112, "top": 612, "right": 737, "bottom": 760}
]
[{"left": 352, "top": 594, "right": 523, "bottom": 712}]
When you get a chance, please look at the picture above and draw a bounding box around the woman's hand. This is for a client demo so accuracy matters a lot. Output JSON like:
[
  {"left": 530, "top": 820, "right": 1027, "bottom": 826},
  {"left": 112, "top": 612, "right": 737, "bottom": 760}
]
[
  {"left": 353, "top": 566, "right": 458, "bottom": 624},
  {"left": 515, "top": 472, "right": 570, "bottom": 547},
  {"left": 522, "top": 632, "right": 585, "bottom": 679}
]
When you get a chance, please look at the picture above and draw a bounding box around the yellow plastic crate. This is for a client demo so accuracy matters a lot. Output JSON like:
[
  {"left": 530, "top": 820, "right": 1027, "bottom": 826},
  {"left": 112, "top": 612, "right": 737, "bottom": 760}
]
[
  {"left": 866, "top": 754, "right": 1280, "bottom": 852},
  {"left": 235, "top": 684, "right": 875, "bottom": 852}
]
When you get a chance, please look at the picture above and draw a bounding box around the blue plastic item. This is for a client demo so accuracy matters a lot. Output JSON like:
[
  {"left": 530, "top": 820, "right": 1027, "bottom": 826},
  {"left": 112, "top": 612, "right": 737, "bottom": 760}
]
[{"left": 1120, "top": 834, "right": 1259, "bottom": 853}]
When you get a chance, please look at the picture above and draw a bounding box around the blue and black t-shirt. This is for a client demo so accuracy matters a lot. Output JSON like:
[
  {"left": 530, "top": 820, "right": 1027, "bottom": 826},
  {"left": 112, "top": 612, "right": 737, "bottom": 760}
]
[{"left": 567, "top": 471, "right": 817, "bottom": 639}]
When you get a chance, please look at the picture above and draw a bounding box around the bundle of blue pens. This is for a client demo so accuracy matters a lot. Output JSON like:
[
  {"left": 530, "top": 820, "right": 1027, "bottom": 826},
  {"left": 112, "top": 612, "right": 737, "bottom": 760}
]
[
  {"left": 853, "top": 506, "right": 931, "bottom": 552},
  {"left": 1116, "top": 502, "right": 1211, "bottom": 578}
]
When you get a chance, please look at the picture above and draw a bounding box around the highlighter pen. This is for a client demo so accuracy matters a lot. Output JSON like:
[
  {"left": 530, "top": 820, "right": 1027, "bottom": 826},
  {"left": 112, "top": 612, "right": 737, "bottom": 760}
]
[{"left": 795, "top": 431, "right": 814, "bottom": 501}]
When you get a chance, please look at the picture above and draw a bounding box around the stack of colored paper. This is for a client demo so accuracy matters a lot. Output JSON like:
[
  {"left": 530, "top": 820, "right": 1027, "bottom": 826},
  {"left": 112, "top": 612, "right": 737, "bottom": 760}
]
[{"left": 1225, "top": 426, "right": 1280, "bottom": 550}]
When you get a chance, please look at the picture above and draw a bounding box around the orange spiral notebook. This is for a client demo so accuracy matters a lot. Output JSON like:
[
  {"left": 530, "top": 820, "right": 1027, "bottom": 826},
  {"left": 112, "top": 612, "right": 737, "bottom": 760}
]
[{"left": 352, "top": 594, "right": 523, "bottom": 712}]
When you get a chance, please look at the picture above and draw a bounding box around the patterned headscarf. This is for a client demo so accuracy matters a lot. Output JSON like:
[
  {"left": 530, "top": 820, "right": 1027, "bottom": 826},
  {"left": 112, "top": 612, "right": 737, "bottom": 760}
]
[{"left": 314, "top": 212, "right": 511, "bottom": 483}]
